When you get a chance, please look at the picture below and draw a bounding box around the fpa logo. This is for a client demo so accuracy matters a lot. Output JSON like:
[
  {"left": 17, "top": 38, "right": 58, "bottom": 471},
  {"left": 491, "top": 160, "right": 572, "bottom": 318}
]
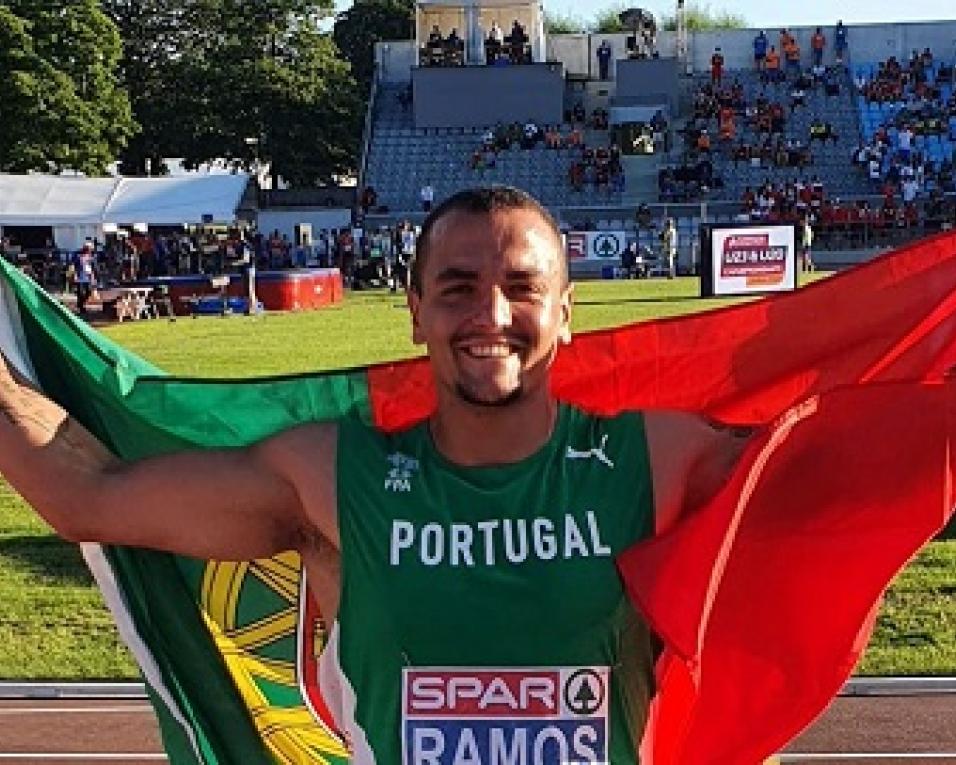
[
  {"left": 386, "top": 452, "right": 419, "bottom": 492},
  {"left": 402, "top": 667, "right": 609, "bottom": 764},
  {"left": 591, "top": 233, "right": 621, "bottom": 259}
]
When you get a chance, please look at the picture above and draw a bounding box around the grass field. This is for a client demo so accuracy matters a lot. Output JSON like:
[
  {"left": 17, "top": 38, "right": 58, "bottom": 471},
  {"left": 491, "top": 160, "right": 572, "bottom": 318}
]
[{"left": 0, "top": 274, "right": 953, "bottom": 679}]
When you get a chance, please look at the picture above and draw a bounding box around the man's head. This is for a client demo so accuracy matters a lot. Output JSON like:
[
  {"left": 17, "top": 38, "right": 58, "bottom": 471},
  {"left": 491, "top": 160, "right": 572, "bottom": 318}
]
[{"left": 407, "top": 187, "right": 571, "bottom": 408}]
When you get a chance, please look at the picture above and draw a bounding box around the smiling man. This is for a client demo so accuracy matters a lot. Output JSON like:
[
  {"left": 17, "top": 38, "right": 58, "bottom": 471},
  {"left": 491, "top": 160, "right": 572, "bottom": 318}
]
[{"left": 0, "top": 186, "right": 749, "bottom": 764}]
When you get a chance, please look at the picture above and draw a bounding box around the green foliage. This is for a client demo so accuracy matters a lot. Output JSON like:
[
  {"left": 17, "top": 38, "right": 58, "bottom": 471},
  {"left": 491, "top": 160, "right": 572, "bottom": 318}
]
[
  {"left": 544, "top": 11, "right": 585, "bottom": 35},
  {"left": 661, "top": 2, "right": 746, "bottom": 32},
  {"left": 333, "top": 0, "right": 415, "bottom": 96},
  {"left": 0, "top": 0, "right": 136, "bottom": 175},
  {"left": 102, "top": 0, "right": 362, "bottom": 185},
  {"left": 591, "top": 4, "right": 626, "bottom": 34}
]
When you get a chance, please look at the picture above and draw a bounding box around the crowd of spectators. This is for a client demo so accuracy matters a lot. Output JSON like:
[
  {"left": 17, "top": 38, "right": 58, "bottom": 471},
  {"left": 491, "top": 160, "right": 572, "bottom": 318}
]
[
  {"left": 421, "top": 25, "right": 465, "bottom": 67},
  {"left": 662, "top": 34, "right": 848, "bottom": 203},
  {"left": 465, "top": 106, "right": 627, "bottom": 194},
  {"left": 857, "top": 50, "right": 951, "bottom": 104},
  {"left": 484, "top": 20, "right": 531, "bottom": 65},
  {"left": 854, "top": 49, "right": 956, "bottom": 201},
  {"left": 419, "top": 20, "right": 531, "bottom": 67},
  {"left": 0, "top": 223, "right": 422, "bottom": 298}
]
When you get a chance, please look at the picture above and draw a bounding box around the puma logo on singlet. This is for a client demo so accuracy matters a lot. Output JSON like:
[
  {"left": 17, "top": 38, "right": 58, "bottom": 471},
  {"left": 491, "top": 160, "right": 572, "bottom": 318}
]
[{"left": 565, "top": 434, "right": 615, "bottom": 469}]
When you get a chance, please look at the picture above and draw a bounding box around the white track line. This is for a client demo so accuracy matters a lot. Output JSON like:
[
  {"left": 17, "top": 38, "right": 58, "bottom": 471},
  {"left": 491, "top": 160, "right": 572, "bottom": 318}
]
[
  {"left": 781, "top": 755, "right": 956, "bottom": 761},
  {"left": 0, "top": 706, "right": 153, "bottom": 714}
]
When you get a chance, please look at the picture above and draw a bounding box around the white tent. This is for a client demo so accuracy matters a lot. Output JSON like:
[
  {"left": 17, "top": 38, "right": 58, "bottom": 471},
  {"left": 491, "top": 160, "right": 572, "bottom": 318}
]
[
  {"left": 104, "top": 175, "right": 251, "bottom": 227},
  {"left": 0, "top": 173, "right": 250, "bottom": 251}
]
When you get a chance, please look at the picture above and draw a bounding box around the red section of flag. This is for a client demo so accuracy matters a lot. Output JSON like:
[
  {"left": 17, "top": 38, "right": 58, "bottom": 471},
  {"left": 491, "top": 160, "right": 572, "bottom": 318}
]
[{"left": 366, "top": 231, "right": 956, "bottom": 762}]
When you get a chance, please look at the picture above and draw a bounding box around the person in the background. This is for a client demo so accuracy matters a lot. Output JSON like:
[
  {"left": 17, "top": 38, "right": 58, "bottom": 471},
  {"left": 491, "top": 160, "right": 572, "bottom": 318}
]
[
  {"left": 661, "top": 218, "right": 678, "bottom": 279},
  {"left": 597, "top": 39, "right": 613, "bottom": 81},
  {"left": 71, "top": 241, "right": 97, "bottom": 317},
  {"left": 711, "top": 46, "right": 725, "bottom": 85},
  {"left": 753, "top": 30, "right": 769, "bottom": 70},
  {"left": 811, "top": 27, "right": 826, "bottom": 67},
  {"left": 834, "top": 20, "right": 848, "bottom": 64},
  {"left": 800, "top": 215, "right": 815, "bottom": 273}
]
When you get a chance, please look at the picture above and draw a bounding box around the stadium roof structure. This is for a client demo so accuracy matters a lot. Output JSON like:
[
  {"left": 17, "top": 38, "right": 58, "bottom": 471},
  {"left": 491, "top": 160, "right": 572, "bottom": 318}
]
[{"left": 0, "top": 173, "right": 250, "bottom": 228}]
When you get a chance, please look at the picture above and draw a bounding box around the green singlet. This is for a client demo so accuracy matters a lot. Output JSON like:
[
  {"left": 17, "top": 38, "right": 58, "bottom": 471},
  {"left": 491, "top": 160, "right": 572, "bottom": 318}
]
[{"left": 316, "top": 404, "right": 656, "bottom": 765}]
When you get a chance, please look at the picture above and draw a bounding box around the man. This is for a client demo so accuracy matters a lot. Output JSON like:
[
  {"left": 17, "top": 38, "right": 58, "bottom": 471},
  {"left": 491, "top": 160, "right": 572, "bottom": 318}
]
[
  {"left": 811, "top": 26, "right": 826, "bottom": 67},
  {"left": 661, "top": 217, "right": 678, "bottom": 278},
  {"left": 0, "top": 188, "right": 748, "bottom": 763},
  {"left": 420, "top": 182, "right": 435, "bottom": 213},
  {"left": 710, "top": 46, "right": 724, "bottom": 85},
  {"left": 753, "top": 30, "right": 768, "bottom": 70},
  {"left": 834, "top": 20, "right": 848, "bottom": 64},
  {"left": 71, "top": 241, "right": 97, "bottom": 316},
  {"left": 597, "top": 39, "right": 612, "bottom": 81}
]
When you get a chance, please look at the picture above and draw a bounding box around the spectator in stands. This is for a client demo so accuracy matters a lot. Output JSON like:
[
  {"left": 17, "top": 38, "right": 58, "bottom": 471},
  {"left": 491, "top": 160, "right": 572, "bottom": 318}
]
[
  {"left": 790, "top": 81, "right": 807, "bottom": 112},
  {"left": 591, "top": 108, "right": 609, "bottom": 130},
  {"left": 764, "top": 46, "right": 782, "bottom": 83},
  {"left": 898, "top": 125, "right": 914, "bottom": 162},
  {"left": 571, "top": 102, "right": 586, "bottom": 124},
  {"left": 696, "top": 129, "right": 712, "bottom": 154},
  {"left": 783, "top": 35, "right": 801, "bottom": 75},
  {"left": 823, "top": 66, "right": 842, "bottom": 96},
  {"left": 711, "top": 47, "right": 725, "bottom": 85},
  {"left": 811, "top": 27, "right": 826, "bottom": 67},
  {"left": 446, "top": 29, "right": 464, "bottom": 65},
  {"left": 420, "top": 183, "right": 435, "bottom": 213},
  {"left": 507, "top": 19, "right": 528, "bottom": 64},
  {"left": 360, "top": 185, "right": 378, "bottom": 215},
  {"left": 753, "top": 30, "right": 768, "bottom": 70},
  {"left": 597, "top": 40, "right": 612, "bottom": 81},
  {"left": 568, "top": 161, "right": 585, "bottom": 192},
  {"left": 521, "top": 120, "right": 541, "bottom": 149},
  {"left": 809, "top": 120, "right": 838, "bottom": 144},
  {"left": 834, "top": 21, "right": 848, "bottom": 64},
  {"left": 485, "top": 23, "right": 504, "bottom": 64}
]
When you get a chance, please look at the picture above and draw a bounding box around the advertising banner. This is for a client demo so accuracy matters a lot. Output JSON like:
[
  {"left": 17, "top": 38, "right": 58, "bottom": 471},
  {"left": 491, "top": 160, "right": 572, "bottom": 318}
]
[
  {"left": 709, "top": 226, "right": 797, "bottom": 296},
  {"left": 565, "top": 231, "right": 627, "bottom": 261}
]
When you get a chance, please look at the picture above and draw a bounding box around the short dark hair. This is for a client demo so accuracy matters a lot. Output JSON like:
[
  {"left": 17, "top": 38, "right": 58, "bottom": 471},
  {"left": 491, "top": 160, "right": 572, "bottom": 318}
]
[{"left": 410, "top": 186, "right": 565, "bottom": 293}]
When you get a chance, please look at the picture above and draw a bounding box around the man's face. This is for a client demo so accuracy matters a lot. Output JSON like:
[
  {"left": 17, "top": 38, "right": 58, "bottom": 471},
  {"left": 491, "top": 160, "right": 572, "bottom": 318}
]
[{"left": 408, "top": 207, "right": 572, "bottom": 408}]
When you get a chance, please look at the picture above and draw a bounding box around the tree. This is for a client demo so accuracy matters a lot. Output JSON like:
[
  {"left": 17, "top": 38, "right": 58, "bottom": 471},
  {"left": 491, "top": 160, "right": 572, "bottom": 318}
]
[
  {"left": 661, "top": 2, "right": 745, "bottom": 32},
  {"left": 544, "top": 11, "right": 585, "bottom": 34},
  {"left": 333, "top": 0, "right": 414, "bottom": 97},
  {"left": 0, "top": 1, "right": 136, "bottom": 175},
  {"left": 592, "top": 4, "right": 625, "bottom": 34},
  {"left": 102, "top": 0, "right": 364, "bottom": 186}
]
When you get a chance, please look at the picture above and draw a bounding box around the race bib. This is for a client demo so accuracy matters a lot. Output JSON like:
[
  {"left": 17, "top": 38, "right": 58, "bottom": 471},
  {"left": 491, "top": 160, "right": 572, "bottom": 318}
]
[{"left": 402, "top": 667, "right": 610, "bottom": 765}]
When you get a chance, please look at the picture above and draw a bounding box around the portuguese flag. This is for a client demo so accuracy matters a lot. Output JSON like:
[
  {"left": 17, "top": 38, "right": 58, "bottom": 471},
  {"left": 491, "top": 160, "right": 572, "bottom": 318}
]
[{"left": 1, "top": 231, "right": 955, "bottom": 764}]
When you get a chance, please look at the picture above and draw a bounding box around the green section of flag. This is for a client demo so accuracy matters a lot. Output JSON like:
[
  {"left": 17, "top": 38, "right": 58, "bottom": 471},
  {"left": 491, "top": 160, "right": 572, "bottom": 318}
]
[{"left": 0, "top": 259, "right": 370, "bottom": 764}]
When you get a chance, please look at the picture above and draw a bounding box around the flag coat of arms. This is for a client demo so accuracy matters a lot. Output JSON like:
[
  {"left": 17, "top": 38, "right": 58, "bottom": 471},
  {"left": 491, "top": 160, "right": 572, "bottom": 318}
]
[{"left": 1, "top": 231, "right": 955, "bottom": 764}]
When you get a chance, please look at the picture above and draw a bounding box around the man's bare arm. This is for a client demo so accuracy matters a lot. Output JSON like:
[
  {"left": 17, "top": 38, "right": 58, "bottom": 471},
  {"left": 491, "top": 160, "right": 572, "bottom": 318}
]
[
  {"left": 0, "top": 358, "right": 335, "bottom": 560},
  {"left": 644, "top": 410, "right": 754, "bottom": 534}
]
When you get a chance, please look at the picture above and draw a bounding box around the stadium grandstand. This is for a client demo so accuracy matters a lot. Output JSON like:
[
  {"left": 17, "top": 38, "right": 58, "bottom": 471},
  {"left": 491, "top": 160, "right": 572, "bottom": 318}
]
[{"left": 358, "top": 5, "right": 956, "bottom": 273}]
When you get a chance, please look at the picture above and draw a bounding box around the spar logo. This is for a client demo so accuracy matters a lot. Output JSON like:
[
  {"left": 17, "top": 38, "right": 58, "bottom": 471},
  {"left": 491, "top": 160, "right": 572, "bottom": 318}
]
[
  {"left": 720, "top": 232, "right": 787, "bottom": 284},
  {"left": 402, "top": 667, "right": 610, "bottom": 764},
  {"left": 565, "top": 233, "right": 587, "bottom": 260}
]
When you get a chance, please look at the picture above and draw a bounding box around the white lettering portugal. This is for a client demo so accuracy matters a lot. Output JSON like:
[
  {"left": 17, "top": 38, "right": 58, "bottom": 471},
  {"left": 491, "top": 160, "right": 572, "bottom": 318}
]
[{"left": 389, "top": 513, "right": 611, "bottom": 567}]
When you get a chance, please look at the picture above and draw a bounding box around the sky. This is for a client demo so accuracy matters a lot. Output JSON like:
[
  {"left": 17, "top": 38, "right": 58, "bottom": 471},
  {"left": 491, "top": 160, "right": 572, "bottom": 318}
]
[{"left": 541, "top": 0, "right": 956, "bottom": 30}]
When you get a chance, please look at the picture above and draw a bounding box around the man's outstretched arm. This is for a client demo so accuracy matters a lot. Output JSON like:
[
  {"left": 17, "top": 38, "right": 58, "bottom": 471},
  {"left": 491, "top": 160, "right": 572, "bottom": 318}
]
[{"left": 0, "top": 356, "right": 335, "bottom": 561}]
